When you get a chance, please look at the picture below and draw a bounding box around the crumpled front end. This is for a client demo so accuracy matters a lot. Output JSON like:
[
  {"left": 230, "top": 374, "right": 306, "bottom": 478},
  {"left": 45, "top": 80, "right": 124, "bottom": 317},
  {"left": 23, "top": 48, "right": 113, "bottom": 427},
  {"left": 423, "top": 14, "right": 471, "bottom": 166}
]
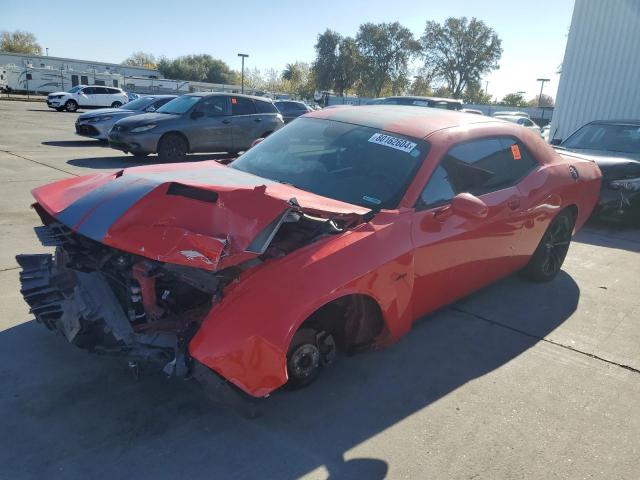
[
  {"left": 17, "top": 163, "right": 366, "bottom": 410},
  {"left": 17, "top": 219, "right": 225, "bottom": 376}
]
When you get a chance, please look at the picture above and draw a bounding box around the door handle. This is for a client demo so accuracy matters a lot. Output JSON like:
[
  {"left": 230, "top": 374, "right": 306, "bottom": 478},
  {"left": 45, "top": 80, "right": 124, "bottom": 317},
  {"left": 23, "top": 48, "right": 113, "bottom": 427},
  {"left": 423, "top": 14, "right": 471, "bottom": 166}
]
[
  {"left": 222, "top": 119, "right": 231, "bottom": 124},
  {"left": 254, "top": 118, "right": 262, "bottom": 122},
  {"left": 507, "top": 199, "right": 521, "bottom": 210}
]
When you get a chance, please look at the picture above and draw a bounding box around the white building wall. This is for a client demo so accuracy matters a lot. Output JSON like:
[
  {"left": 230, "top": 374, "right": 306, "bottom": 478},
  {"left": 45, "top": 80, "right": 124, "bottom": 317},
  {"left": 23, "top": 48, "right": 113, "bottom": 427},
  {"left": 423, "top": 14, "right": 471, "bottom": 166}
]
[{"left": 550, "top": 0, "right": 640, "bottom": 141}]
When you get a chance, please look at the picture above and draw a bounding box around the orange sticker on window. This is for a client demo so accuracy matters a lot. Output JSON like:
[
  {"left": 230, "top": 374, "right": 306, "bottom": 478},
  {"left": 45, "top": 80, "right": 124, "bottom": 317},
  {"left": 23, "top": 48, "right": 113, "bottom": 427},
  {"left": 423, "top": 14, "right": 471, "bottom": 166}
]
[
  {"left": 511, "top": 144, "right": 521, "bottom": 160},
  {"left": 231, "top": 98, "right": 237, "bottom": 104}
]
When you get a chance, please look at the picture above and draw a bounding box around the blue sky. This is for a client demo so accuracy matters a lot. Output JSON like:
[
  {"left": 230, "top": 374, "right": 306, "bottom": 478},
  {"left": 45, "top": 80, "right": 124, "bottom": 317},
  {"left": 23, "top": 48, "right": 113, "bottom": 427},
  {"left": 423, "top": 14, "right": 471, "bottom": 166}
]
[{"left": 2, "top": 0, "right": 575, "bottom": 100}]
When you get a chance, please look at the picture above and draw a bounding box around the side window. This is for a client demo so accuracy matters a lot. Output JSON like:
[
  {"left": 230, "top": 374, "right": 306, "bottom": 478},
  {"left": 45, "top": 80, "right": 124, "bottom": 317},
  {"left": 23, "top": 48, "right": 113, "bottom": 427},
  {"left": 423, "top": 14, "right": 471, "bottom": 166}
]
[
  {"left": 94, "top": 87, "right": 109, "bottom": 94},
  {"left": 439, "top": 137, "right": 538, "bottom": 196},
  {"left": 255, "top": 100, "right": 278, "bottom": 114},
  {"left": 200, "top": 96, "right": 228, "bottom": 116},
  {"left": 153, "top": 97, "right": 173, "bottom": 109},
  {"left": 83, "top": 87, "right": 95, "bottom": 95},
  {"left": 418, "top": 165, "right": 457, "bottom": 209},
  {"left": 231, "top": 97, "right": 256, "bottom": 116}
]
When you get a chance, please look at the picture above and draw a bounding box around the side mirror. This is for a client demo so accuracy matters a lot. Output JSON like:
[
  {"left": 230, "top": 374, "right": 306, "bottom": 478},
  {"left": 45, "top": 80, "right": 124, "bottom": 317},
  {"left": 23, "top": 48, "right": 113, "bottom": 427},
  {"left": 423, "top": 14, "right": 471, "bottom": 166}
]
[
  {"left": 250, "top": 137, "right": 265, "bottom": 149},
  {"left": 145, "top": 106, "right": 156, "bottom": 112},
  {"left": 550, "top": 138, "right": 562, "bottom": 146},
  {"left": 191, "top": 110, "right": 204, "bottom": 119},
  {"left": 450, "top": 193, "right": 488, "bottom": 219}
]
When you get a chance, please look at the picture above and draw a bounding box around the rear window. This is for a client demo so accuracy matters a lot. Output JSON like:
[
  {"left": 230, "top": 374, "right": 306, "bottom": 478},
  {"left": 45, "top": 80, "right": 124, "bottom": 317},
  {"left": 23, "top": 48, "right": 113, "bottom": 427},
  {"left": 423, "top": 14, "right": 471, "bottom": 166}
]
[
  {"left": 563, "top": 123, "right": 640, "bottom": 154},
  {"left": 255, "top": 100, "right": 278, "bottom": 114}
]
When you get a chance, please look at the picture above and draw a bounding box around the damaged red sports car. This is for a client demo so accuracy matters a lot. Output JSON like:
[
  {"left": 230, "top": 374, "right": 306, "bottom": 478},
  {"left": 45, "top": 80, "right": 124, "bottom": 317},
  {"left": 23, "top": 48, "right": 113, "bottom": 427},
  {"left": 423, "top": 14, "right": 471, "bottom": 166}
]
[{"left": 17, "top": 106, "right": 601, "bottom": 409}]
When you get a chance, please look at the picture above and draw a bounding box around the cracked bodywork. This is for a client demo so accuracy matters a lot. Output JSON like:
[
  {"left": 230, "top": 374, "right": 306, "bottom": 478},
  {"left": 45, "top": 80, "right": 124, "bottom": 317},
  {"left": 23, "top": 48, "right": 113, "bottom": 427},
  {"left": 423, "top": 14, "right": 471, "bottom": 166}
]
[{"left": 18, "top": 106, "right": 602, "bottom": 401}]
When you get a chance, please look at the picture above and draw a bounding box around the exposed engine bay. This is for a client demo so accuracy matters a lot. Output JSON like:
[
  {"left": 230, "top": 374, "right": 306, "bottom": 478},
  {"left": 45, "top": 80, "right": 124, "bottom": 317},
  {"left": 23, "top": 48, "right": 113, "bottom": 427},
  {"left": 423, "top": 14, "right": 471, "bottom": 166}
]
[{"left": 17, "top": 201, "right": 353, "bottom": 380}]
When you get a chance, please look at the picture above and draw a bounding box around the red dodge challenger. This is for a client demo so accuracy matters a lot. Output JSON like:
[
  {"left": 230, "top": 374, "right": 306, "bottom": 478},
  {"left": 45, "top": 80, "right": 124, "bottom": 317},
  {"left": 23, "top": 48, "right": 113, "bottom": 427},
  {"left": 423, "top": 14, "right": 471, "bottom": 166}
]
[{"left": 17, "top": 106, "right": 601, "bottom": 412}]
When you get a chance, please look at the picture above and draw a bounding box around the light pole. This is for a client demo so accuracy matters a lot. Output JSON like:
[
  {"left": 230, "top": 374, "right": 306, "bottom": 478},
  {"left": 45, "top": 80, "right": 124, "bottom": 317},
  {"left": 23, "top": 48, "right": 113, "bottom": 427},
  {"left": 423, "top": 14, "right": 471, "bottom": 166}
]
[
  {"left": 46, "top": 47, "right": 49, "bottom": 56},
  {"left": 238, "top": 53, "right": 249, "bottom": 94},
  {"left": 536, "top": 78, "right": 550, "bottom": 107}
]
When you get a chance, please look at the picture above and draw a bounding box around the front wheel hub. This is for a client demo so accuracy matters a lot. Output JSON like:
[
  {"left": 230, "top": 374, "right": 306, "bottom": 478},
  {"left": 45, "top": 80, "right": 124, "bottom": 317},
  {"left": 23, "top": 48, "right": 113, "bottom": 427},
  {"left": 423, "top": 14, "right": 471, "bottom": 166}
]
[{"left": 289, "top": 344, "right": 320, "bottom": 380}]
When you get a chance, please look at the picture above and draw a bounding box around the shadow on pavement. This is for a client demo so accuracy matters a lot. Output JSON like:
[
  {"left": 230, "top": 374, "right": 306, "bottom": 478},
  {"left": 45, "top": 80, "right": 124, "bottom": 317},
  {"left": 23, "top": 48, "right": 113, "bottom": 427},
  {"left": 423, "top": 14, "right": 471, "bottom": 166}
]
[
  {"left": 0, "top": 271, "right": 579, "bottom": 479},
  {"left": 42, "top": 140, "right": 106, "bottom": 148},
  {"left": 67, "top": 153, "right": 234, "bottom": 169},
  {"left": 575, "top": 219, "right": 640, "bottom": 253}
]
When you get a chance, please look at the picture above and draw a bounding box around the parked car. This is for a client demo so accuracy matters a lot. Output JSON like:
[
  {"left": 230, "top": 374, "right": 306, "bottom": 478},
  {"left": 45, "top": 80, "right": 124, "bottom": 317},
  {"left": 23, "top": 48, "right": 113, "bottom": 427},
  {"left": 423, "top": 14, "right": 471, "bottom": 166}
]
[
  {"left": 17, "top": 106, "right": 601, "bottom": 414},
  {"left": 47, "top": 85, "right": 129, "bottom": 112},
  {"left": 496, "top": 115, "right": 542, "bottom": 136},
  {"left": 541, "top": 125, "right": 551, "bottom": 142},
  {"left": 368, "top": 96, "right": 463, "bottom": 110},
  {"left": 492, "top": 111, "right": 530, "bottom": 118},
  {"left": 126, "top": 92, "right": 141, "bottom": 102},
  {"left": 461, "top": 108, "right": 483, "bottom": 115},
  {"left": 554, "top": 119, "right": 640, "bottom": 218},
  {"left": 108, "top": 93, "right": 284, "bottom": 160},
  {"left": 274, "top": 100, "right": 313, "bottom": 123},
  {"left": 75, "top": 95, "right": 177, "bottom": 141}
]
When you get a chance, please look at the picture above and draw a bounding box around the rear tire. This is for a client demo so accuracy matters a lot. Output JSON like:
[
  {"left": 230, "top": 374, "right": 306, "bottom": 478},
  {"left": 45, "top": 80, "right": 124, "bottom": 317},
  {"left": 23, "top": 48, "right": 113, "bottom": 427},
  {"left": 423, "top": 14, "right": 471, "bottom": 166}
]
[
  {"left": 521, "top": 210, "right": 575, "bottom": 282},
  {"left": 65, "top": 100, "right": 78, "bottom": 112},
  {"left": 158, "top": 133, "right": 188, "bottom": 163},
  {"left": 111, "top": 101, "right": 122, "bottom": 108}
]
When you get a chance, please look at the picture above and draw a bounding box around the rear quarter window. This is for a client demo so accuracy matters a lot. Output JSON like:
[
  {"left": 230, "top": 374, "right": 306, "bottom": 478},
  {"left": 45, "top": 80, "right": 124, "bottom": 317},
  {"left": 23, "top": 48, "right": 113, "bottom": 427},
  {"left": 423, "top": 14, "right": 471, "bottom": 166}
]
[{"left": 255, "top": 100, "right": 278, "bottom": 114}]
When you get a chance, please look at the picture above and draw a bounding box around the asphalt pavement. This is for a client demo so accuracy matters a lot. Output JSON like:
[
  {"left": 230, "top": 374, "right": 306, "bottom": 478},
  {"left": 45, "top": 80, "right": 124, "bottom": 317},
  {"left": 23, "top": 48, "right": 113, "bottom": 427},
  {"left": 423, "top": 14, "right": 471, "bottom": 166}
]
[{"left": 0, "top": 100, "right": 638, "bottom": 480}]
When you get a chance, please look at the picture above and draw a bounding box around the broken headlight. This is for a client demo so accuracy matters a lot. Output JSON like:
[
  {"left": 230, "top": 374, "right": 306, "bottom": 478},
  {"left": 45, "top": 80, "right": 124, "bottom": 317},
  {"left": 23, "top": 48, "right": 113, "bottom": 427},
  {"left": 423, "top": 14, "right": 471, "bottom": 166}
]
[{"left": 609, "top": 177, "right": 640, "bottom": 191}]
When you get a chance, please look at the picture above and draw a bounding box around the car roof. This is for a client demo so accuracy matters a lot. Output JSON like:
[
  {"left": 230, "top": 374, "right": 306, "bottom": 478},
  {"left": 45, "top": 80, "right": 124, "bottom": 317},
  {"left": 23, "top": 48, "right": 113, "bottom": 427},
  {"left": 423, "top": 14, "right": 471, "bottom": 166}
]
[
  {"left": 380, "top": 95, "right": 463, "bottom": 104},
  {"left": 307, "top": 105, "right": 501, "bottom": 139},
  {"left": 589, "top": 119, "right": 640, "bottom": 126},
  {"left": 187, "top": 92, "right": 273, "bottom": 102}
]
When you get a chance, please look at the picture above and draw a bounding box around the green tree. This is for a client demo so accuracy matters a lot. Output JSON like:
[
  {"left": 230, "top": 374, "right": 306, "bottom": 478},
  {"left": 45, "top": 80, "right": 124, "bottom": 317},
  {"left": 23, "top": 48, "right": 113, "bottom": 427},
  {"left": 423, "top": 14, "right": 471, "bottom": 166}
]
[
  {"left": 501, "top": 92, "right": 528, "bottom": 107},
  {"left": 334, "top": 37, "right": 361, "bottom": 96},
  {"left": 421, "top": 17, "right": 502, "bottom": 98},
  {"left": 462, "top": 81, "right": 492, "bottom": 104},
  {"left": 356, "top": 22, "right": 420, "bottom": 97},
  {"left": 122, "top": 51, "right": 157, "bottom": 69},
  {"left": 282, "top": 62, "right": 303, "bottom": 84},
  {"left": 409, "top": 75, "right": 433, "bottom": 96},
  {"left": 157, "top": 54, "right": 238, "bottom": 84},
  {"left": 0, "top": 30, "right": 42, "bottom": 55},
  {"left": 528, "top": 93, "right": 554, "bottom": 107},
  {"left": 312, "top": 29, "right": 342, "bottom": 91}
]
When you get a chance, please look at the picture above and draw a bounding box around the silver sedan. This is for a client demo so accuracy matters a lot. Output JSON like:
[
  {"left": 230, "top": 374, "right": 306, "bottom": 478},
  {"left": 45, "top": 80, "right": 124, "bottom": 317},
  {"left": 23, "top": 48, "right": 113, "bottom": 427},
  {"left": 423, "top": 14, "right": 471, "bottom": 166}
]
[{"left": 75, "top": 95, "right": 177, "bottom": 140}]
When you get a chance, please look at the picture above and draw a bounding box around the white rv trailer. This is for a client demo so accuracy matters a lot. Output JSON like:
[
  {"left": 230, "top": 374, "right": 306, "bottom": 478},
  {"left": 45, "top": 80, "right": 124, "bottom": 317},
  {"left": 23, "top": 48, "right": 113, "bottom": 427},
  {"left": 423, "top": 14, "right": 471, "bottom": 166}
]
[
  {"left": 3, "top": 64, "right": 124, "bottom": 94},
  {"left": 121, "top": 76, "right": 190, "bottom": 95}
]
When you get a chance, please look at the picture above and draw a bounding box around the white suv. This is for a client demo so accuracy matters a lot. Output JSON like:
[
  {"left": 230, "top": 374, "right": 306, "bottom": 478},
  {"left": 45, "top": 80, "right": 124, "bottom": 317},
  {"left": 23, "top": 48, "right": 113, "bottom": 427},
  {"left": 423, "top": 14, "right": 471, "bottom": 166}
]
[{"left": 47, "top": 85, "right": 129, "bottom": 112}]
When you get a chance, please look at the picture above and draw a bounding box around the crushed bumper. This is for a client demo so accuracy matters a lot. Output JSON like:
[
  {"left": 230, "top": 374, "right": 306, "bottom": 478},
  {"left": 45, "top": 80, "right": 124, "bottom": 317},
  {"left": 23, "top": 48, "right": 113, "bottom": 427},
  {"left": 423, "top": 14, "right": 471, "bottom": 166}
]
[{"left": 16, "top": 253, "right": 179, "bottom": 364}]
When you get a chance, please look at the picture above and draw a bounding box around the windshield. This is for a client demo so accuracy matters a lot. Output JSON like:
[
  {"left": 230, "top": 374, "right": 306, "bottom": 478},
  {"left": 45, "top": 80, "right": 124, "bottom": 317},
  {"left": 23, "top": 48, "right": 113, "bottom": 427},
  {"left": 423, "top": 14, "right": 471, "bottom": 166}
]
[
  {"left": 67, "top": 86, "right": 82, "bottom": 93},
  {"left": 231, "top": 117, "right": 427, "bottom": 209},
  {"left": 563, "top": 123, "right": 640, "bottom": 154},
  {"left": 121, "top": 97, "right": 156, "bottom": 111},
  {"left": 156, "top": 95, "right": 200, "bottom": 114}
]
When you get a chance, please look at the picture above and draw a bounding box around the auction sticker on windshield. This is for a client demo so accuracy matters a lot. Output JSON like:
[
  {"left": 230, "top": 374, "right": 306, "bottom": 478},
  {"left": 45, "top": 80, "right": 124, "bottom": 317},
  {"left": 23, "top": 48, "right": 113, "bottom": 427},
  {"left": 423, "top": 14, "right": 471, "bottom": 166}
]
[{"left": 368, "top": 133, "right": 417, "bottom": 153}]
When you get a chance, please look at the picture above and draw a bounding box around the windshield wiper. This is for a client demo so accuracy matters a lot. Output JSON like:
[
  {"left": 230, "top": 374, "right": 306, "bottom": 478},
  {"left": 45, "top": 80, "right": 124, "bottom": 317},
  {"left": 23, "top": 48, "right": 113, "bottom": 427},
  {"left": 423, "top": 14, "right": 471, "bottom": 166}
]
[{"left": 277, "top": 180, "right": 299, "bottom": 188}]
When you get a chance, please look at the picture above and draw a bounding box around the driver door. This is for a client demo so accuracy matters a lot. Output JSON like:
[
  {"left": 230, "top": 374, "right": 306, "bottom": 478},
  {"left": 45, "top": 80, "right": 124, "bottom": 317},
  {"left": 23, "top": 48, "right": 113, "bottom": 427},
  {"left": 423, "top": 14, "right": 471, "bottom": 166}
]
[
  {"left": 185, "top": 96, "right": 232, "bottom": 153},
  {"left": 77, "top": 87, "right": 95, "bottom": 107},
  {"left": 410, "top": 136, "right": 534, "bottom": 318}
]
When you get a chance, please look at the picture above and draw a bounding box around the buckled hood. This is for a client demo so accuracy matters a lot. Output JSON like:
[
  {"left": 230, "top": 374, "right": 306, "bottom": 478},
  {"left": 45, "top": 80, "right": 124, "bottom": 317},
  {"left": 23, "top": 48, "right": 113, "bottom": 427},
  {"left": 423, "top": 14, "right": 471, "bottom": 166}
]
[{"left": 32, "top": 161, "right": 368, "bottom": 271}]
